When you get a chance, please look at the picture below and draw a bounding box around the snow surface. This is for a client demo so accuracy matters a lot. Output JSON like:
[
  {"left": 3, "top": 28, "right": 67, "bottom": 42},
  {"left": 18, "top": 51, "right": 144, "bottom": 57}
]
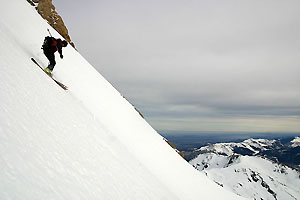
[
  {"left": 191, "top": 138, "right": 300, "bottom": 200},
  {"left": 291, "top": 137, "right": 300, "bottom": 148},
  {"left": 204, "top": 156, "right": 300, "bottom": 200},
  {"left": 189, "top": 153, "right": 237, "bottom": 171},
  {"left": 190, "top": 152, "right": 300, "bottom": 200},
  {"left": 0, "top": 1, "right": 248, "bottom": 199},
  {"left": 199, "top": 138, "right": 277, "bottom": 156}
]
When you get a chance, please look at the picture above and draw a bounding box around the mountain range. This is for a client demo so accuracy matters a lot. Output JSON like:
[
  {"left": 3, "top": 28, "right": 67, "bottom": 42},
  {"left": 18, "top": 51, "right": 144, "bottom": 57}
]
[
  {"left": 189, "top": 137, "right": 300, "bottom": 200},
  {"left": 196, "top": 137, "right": 300, "bottom": 169}
]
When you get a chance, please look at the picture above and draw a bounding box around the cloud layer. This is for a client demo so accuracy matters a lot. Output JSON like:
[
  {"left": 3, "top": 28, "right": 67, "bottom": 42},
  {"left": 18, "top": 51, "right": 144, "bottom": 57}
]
[{"left": 54, "top": 0, "right": 300, "bottom": 133}]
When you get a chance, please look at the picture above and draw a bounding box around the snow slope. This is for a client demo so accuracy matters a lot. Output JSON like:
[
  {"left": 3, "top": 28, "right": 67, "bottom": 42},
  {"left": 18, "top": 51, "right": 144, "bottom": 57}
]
[{"left": 0, "top": 1, "right": 247, "bottom": 199}]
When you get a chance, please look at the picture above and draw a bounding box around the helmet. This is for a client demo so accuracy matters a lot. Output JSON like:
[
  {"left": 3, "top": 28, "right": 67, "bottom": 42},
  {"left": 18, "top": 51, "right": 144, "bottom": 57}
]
[{"left": 62, "top": 40, "right": 68, "bottom": 47}]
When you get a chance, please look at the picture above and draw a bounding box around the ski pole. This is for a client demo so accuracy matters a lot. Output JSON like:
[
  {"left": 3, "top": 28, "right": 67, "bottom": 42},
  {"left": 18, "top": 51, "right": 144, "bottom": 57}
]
[
  {"left": 47, "top": 28, "right": 58, "bottom": 49},
  {"left": 47, "top": 28, "right": 53, "bottom": 37}
]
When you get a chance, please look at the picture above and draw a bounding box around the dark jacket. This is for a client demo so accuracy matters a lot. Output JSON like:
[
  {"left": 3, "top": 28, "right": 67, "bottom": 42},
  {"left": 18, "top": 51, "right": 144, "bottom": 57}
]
[{"left": 42, "top": 37, "right": 63, "bottom": 56}]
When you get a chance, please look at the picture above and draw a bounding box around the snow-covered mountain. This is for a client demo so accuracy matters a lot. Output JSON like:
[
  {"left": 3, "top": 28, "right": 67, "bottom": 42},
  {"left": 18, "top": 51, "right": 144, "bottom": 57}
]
[
  {"left": 291, "top": 137, "right": 300, "bottom": 148},
  {"left": 196, "top": 137, "right": 300, "bottom": 169},
  {"left": 0, "top": 1, "right": 248, "bottom": 199},
  {"left": 198, "top": 138, "right": 278, "bottom": 156},
  {"left": 189, "top": 139, "right": 300, "bottom": 200}
]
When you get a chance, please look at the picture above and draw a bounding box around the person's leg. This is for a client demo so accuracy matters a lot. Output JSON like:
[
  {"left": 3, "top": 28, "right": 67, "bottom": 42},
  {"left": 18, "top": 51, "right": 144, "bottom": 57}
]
[
  {"left": 47, "top": 53, "right": 56, "bottom": 71},
  {"left": 44, "top": 50, "right": 56, "bottom": 71}
]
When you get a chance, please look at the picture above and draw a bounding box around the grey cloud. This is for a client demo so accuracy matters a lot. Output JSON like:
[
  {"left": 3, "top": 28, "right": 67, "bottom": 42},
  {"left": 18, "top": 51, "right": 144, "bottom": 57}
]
[{"left": 54, "top": 0, "right": 300, "bottom": 132}]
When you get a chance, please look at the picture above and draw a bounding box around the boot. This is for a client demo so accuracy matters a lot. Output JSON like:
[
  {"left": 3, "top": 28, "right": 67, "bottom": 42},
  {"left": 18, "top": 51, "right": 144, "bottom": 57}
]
[{"left": 45, "top": 67, "right": 53, "bottom": 77}]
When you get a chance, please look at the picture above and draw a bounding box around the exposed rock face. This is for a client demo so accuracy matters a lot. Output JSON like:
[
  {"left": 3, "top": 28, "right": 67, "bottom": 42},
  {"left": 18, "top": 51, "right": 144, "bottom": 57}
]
[
  {"left": 164, "top": 138, "right": 185, "bottom": 158},
  {"left": 26, "top": 0, "right": 75, "bottom": 49}
]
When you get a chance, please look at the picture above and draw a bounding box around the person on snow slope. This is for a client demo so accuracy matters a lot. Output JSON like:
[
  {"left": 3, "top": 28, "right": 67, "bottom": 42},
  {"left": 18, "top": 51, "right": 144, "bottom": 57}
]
[{"left": 42, "top": 36, "right": 68, "bottom": 75}]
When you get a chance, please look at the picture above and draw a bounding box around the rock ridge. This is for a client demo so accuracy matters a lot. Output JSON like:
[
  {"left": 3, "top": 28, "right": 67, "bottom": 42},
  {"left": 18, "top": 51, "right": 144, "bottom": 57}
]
[{"left": 26, "top": 0, "right": 76, "bottom": 49}]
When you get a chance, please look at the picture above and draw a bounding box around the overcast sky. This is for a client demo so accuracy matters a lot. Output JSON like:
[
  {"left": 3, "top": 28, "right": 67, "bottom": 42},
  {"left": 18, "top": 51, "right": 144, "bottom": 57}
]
[{"left": 54, "top": 0, "right": 300, "bottom": 134}]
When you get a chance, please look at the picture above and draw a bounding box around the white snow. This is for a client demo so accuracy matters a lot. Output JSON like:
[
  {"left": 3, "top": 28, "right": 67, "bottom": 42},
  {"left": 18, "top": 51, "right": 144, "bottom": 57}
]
[
  {"left": 199, "top": 138, "right": 277, "bottom": 156},
  {"left": 200, "top": 143, "right": 236, "bottom": 155},
  {"left": 243, "top": 138, "right": 276, "bottom": 150},
  {"left": 0, "top": 1, "right": 248, "bottom": 199},
  {"left": 192, "top": 137, "right": 300, "bottom": 200},
  {"left": 291, "top": 137, "right": 300, "bottom": 148},
  {"left": 190, "top": 153, "right": 300, "bottom": 200},
  {"left": 189, "top": 153, "right": 239, "bottom": 171},
  {"left": 205, "top": 156, "right": 300, "bottom": 200}
]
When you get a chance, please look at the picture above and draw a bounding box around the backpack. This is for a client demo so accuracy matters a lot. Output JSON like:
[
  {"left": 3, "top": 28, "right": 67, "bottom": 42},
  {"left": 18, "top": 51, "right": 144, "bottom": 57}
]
[{"left": 42, "top": 36, "right": 55, "bottom": 49}]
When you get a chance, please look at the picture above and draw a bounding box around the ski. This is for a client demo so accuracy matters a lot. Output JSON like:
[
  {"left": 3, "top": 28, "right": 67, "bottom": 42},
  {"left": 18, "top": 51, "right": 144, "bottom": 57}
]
[{"left": 31, "top": 58, "right": 68, "bottom": 90}]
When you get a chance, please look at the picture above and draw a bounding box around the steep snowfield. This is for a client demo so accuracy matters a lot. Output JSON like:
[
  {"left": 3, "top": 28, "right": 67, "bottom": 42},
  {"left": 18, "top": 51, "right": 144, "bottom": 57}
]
[{"left": 0, "top": 1, "right": 247, "bottom": 199}]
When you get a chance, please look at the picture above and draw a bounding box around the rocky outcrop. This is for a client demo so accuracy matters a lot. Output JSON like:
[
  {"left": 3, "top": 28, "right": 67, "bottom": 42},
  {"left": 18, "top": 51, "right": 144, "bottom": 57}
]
[
  {"left": 26, "top": 0, "right": 75, "bottom": 49},
  {"left": 164, "top": 138, "right": 185, "bottom": 158}
]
